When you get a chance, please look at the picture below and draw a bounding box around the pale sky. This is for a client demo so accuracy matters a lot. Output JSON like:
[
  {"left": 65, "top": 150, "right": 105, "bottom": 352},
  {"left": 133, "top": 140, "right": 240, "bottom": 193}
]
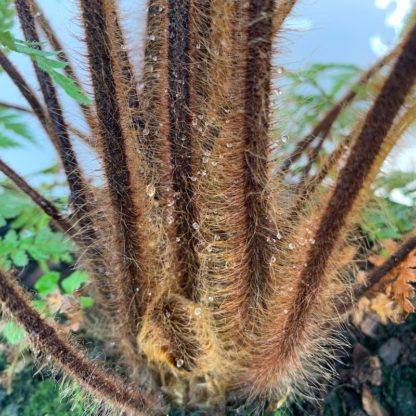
[{"left": 0, "top": 0, "right": 415, "bottom": 181}]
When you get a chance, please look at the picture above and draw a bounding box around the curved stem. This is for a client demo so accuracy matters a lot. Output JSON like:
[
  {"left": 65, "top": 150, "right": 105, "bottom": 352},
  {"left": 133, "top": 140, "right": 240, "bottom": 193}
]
[
  {"left": 14, "top": 0, "right": 96, "bottom": 245},
  {"left": 80, "top": 0, "right": 152, "bottom": 354},
  {"left": 243, "top": 0, "right": 276, "bottom": 301},
  {"left": 166, "top": 0, "right": 201, "bottom": 299},
  {"left": 0, "top": 268, "right": 162, "bottom": 415},
  {"left": 274, "top": 0, "right": 296, "bottom": 31},
  {"left": 248, "top": 20, "right": 416, "bottom": 394},
  {"left": 30, "top": 0, "right": 94, "bottom": 131}
]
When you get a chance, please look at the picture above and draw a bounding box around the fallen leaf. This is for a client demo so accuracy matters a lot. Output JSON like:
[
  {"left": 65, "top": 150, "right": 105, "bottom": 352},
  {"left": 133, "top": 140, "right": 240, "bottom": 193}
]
[{"left": 362, "top": 386, "right": 389, "bottom": 416}]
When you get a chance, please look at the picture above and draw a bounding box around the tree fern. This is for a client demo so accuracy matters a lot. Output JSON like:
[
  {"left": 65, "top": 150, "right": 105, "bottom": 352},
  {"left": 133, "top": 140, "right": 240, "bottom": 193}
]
[{"left": 0, "top": 0, "right": 415, "bottom": 414}]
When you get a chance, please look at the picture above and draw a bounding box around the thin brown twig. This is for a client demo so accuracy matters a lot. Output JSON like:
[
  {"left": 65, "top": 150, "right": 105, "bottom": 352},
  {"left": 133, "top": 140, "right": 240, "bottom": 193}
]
[
  {"left": 0, "top": 100, "right": 92, "bottom": 144},
  {"left": 353, "top": 236, "right": 416, "bottom": 303},
  {"left": 0, "top": 100, "right": 32, "bottom": 113},
  {"left": 280, "top": 46, "right": 399, "bottom": 173},
  {"left": 334, "top": 235, "right": 416, "bottom": 316},
  {"left": 0, "top": 158, "right": 76, "bottom": 237}
]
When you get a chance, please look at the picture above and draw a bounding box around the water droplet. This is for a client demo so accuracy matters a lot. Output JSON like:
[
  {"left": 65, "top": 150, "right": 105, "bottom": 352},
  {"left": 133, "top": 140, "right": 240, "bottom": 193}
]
[
  {"left": 208, "top": 296, "right": 214, "bottom": 302},
  {"left": 152, "top": 55, "right": 158, "bottom": 62},
  {"left": 288, "top": 243, "right": 295, "bottom": 250},
  {"left": 135, "top": 287, "right": 140, "bottom": 292},
  {"left": 277, "top": 66, "right": 284, "bottom": 74},
  {"left": 158, "top": 5, "right": 164, "bottom": 12},
  {"left": 207, "top": 246, "right": 213, "bottom": 253},
  {"left": 190, "top": 176, "right": 197, "bottom": 182},
  {"left": 176, "top": 237, "right": 181, "bottom": 242},
  {"left": 149, "top": 34, "right": 156, "bottom": 41},
  {"left": 211, "top": 161, "right": 218, "bottom": 167},
  {"left": 192, "top": 222, "right": 200, "bottom": 230},
  {"left": 201, "top": 170, "right": 207, "bottom": 176},
  {"left": 283, "top": 309, "right": 288, "bottom": 314},
  {"left": 214, "top": 234, "right": 221, "bottom": 241},
  {"left": 276, "top": 232, "right": 282, "bottom": 240},
  {"left": 196, "top": 42, "right": 201, "bottom": 50},
  {"left": 194, "top": 307, "right": 202, "bottom": 316},
  {"left": 192, "top": 119, "right": 198, "bottom": 127},
  {"left": 226, "top": 143, "right": 233, "bottom": 148},
  {"left": 146, "top": 184, "right": 156, "bottom": 198},
  {"left": 167, "top": 215, "right": 174, "bottom": 225},
  {"left": 198, "top": 114, "right": 204, "bottom": 120},
  {"left": 167, "top": 199, "right": 175, "bottom": 207},
  {"left": 270, "top": 256, "right": 276, "bottom": 264},
  {"left": 165, "top": 310, "right": 172, "bottom": 318},
  {"left": 143, "top": 127, "right": 150, "bottom": 136},
  {"left": 275, "top": 88, "right": 283, "bottom": 96},
  {"left": 176, "top": 358, "right": 184, "bottom": 368},
  {"left": 310, "top": 238, "right": 316, "bottom": 245},
  {"left": 281, "top": 134, "right": 289, "bottom": 143}
]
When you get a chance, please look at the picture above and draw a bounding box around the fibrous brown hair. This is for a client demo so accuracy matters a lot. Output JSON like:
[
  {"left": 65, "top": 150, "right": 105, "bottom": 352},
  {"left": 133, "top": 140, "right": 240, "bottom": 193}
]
[{"left": 1, "top": 0, "right": 416, "bottom": 413}]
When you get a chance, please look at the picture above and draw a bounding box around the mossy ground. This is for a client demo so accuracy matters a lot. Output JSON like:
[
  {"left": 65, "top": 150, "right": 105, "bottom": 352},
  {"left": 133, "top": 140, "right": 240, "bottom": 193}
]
[{"left": 0, "top": 353, "right": 84, "bottom": 416}]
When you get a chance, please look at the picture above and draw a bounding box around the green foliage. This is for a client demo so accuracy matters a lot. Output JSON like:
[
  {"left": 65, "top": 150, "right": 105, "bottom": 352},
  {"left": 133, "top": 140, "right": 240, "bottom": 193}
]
[
  {"left": 0, "top": 191, "right": 74, "bottom": 270},
  {"left": 1, "top": 321, "right": 25, "bottom": 345},
  {"left": 62, "top": 271, "right": 89, "bottom": 294},
  {"left": 279, "top": 63, "right": 361, "bottom": 141},
  {"left": 362, "top": 171, "right": 416, "bottom": 242},
  {"left": 0, "top": 0, "right": 14, "bottom": 33},
  {"left": 0, "top": 108, "right": 35, "bottom": 149},
  {"left": 79, "top": 296, "right": 94, "bottom": 309},
  {"left": 34, "top": 271, "right": 60, "bottom": 295},
  {"left": 0, "top": 185, "right": 87, "bottom": 344},
  {"left": 0, "top": 32, "right": 91, "bottom": 105}
]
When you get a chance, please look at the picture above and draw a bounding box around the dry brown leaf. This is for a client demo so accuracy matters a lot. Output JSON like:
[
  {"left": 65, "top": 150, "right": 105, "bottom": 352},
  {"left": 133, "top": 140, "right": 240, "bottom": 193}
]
[
  {"left": 339, "top": 245, "right": 358, "bottom": 267},
  {"left": 368, "top": 254, "right": 387, "bottom": 267},
  {"left": 45, "top": 290, "right": 83, "bottom": 332},
  {"left": 362, "top": 386, "right": 389, "bottom": 416},
  {"left": 382, "top": 239, "right": 399, "bottom": 254},
  {"left": 358, "top": 246, "right": 416, "bottom": 324}
]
